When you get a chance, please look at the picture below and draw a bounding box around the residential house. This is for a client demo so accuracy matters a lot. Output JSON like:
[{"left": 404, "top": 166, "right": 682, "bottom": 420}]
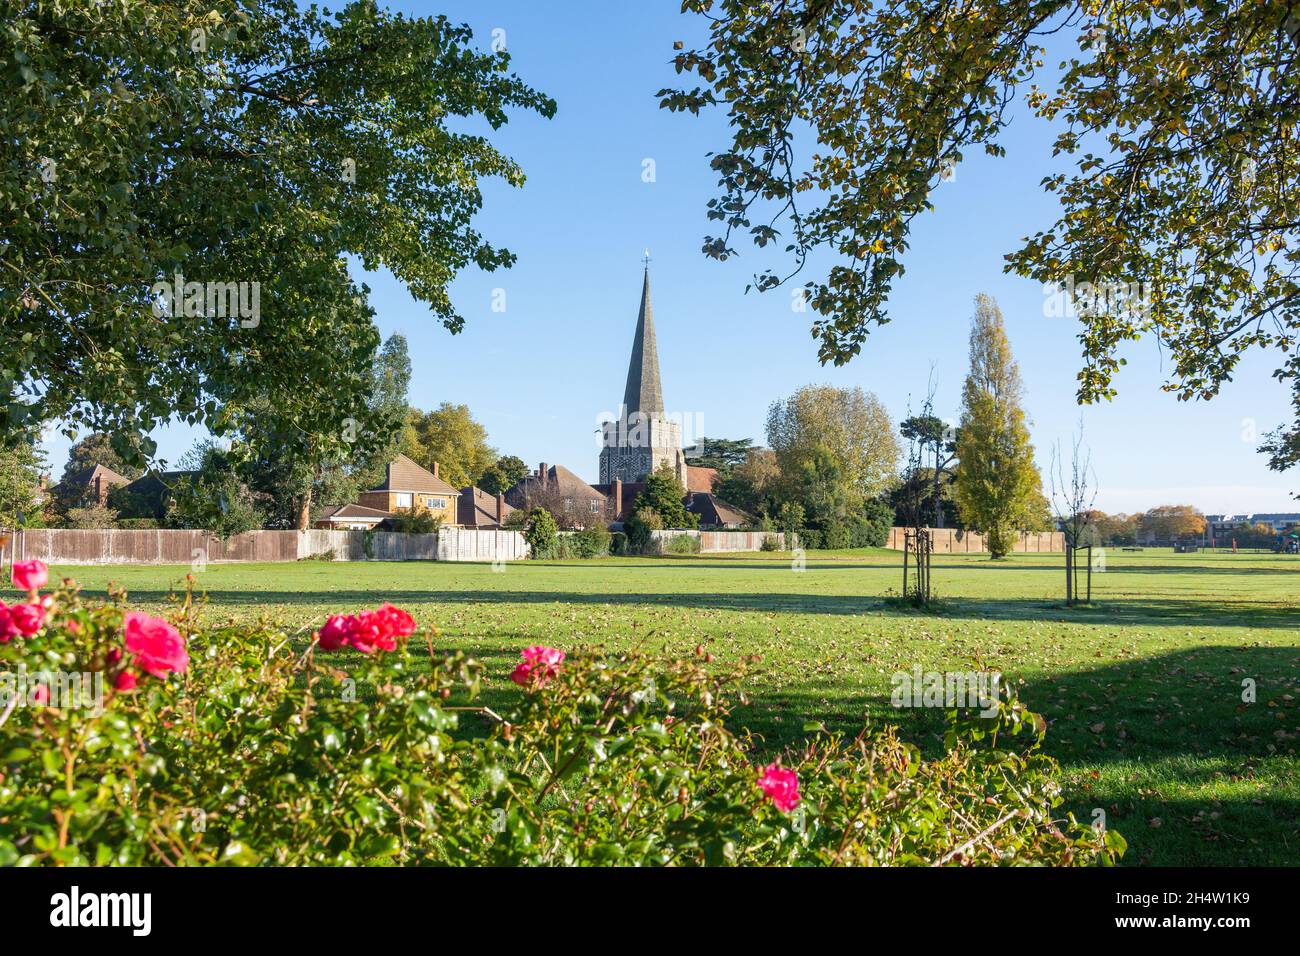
[
  {"left": 314, "top": 503, "right": 392, "bottom": 530},
  {"left": 1203, "top": 512, "right": 1300, "bottom": 546},
  {"left": 357, "top": 454, "right": 459, "bottom": 524},
  {"left": 60, "top": 463, "right": 132, "bottom": 508},
  {"left": 457, "top": 487, "right": 516, "bottom": 530},
  {"left": 506, "top": 463, "right": 612, "bottom": 528},
  {"left": 685, "top": 492, "right": 752, "bottom": 529}
]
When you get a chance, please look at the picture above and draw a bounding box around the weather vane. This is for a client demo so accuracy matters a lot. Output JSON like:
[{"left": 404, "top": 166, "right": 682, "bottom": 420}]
[{"left": 642, "top": 248, "right": 651, "bottom": 268}]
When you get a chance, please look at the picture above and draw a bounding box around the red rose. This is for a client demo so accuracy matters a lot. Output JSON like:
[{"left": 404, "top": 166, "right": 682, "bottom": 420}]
[
  {"left": 757, "top": 763, "right": 800, "bottom": 813},
  {"left": 123, "top": 611, "right": 189, "bottom": 677},
  {"left": 114, "top": 671, "right": 138, "bottom": 691},
  {"left": 9, "top": 602, "right": 45, "bottom": 636}
]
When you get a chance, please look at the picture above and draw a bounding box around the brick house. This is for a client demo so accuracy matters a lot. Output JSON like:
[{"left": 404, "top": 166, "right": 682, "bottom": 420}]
[{"left": 357, "top": 454, "right": 460, "bottom": 523}]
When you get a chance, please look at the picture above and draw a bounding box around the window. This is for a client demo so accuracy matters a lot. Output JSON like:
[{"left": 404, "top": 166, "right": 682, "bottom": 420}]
[
  {"left": 427, "top": 497, "right": 446, "bottom": 509},
  {"left": 589, "top": 499, "right": 601, "bottom": 514},
  {"left": 564, "top": 498, "right": 574, "bottom": 512},
  {"left": 394, "top": 492, "right": 413, "bottom": 508}
]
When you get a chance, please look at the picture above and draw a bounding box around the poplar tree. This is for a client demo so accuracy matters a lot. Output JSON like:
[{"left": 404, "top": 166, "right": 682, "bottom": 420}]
[{"left": 954, "top": 295, "right": 1043, "bottom": 558}]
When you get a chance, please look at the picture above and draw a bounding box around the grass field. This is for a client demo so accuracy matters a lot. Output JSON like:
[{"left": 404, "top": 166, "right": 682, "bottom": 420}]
[{"left": 51, "top": 548, "right": 1300, "bottom": 866}]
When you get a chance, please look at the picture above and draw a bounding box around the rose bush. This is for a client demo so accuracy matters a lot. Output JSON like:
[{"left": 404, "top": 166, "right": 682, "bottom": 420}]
[{"left": 0, "top": 563, "right": 1124, "bottom": 866}]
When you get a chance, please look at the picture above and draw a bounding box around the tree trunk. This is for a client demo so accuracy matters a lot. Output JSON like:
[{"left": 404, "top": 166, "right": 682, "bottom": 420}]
[{"left": 295, "top": 487, "right": 313, "bottom": 531}]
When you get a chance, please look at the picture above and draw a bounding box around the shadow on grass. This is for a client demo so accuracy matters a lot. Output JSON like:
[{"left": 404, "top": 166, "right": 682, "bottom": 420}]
[{"left": 90, "top": 582, "right": 1297, "bottom": 631}]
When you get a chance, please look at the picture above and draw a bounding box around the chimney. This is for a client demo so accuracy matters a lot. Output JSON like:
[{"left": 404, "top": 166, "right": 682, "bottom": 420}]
[
  {"left": 614, "top": 478, "right": 623, "bottom": 519},
  {"left": 538, "top": 463, "right": 548, "bottom": 484},
  {"left": 496, "top": 493, "right": 505, "bottom": 526},
  {"left": 432, "top": 461, "right": 439, "bottom": 479}
]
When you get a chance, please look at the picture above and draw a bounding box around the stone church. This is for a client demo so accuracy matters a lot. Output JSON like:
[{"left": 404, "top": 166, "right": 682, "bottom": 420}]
[{"left": 598, "top": 266, "right": 688, "bottom": 485}]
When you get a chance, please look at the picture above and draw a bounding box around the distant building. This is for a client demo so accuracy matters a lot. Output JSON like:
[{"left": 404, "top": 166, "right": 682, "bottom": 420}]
[
  {"left": 1203, "top": 513, "right": 1300, "bottom": 546},
  {"left": 598, "top": 267, "right": 687, "bottom": 485},
  {"left": 59, "top": 463, "right": 132, "bottom": 508},
  {"left": 357, "top": 454, "right": 459, "bottom": 521},
  {"left": 457, "top": 486, "right": 515, "bottom": 530},
  {"left": 507, "top": 463, "right": 611, "bottom": 527},
  {"left": 315, "top": 503, "right": 391, "bottom": 530}
]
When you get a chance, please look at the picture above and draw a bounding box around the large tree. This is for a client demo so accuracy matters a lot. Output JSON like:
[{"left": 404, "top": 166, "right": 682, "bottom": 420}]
[
  {"left": 402, "top": 403, "right": 497, "bottom": 490},
  {"left": 479, "top": 454, "right": 530, "bottom": 496},
  {"left": 3, "top": 1, "right": 553, "bottom": 466},
  {"left": 661, "top": 1, "right": 1300, "bottom": 484},
  {"left": 684, "top": 437, "right": 755, "bottom": 471},
  {"left": 954, "top": 295, "right": 1044, "bottom": 558},
  {"left": 1140, "top": 504, "right": 1206, "bottom": 543},
  {"left": 766, "top": 384, "right": 899, "bottom": 503}
]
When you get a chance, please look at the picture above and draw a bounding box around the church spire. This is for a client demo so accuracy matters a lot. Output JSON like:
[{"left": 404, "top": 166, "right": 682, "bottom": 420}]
[{"left": 621, "top": 264, "right": 665, "bottom": 417}]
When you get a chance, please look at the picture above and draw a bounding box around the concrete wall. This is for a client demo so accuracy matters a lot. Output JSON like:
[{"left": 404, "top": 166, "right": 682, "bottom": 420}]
[
  {"left": 4, "top": 527, "right": 525, "bottom": 565},
  {"left": 883, "top": 527, "right": 1064, "bottom": 553},
  {"left": 647, "top": 529, "right": 786, "bottom": 554}
]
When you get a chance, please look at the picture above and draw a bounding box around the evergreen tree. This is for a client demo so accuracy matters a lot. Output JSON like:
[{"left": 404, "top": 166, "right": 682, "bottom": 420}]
[{"left": 954, "top": 295, "right": 1043, "bottom": 558}]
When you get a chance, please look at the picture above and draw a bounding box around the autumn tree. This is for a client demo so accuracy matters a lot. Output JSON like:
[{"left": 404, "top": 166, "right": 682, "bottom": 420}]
[
  {"left": 3, "top": 2, "right": 553, "bottom": 469},
  {"left": 662, "top": 1, "right": 1300, "bottom": 488},
  {"left": 1140, "top": 505, "right": 1206, "bottom": 543},
  {"left": 767, "top": 385, "right": 899, "bottom": 501},
  {"left": 714, "top": 446, "right": 781, "bottom": 517},
  {"left": 954, "top": 296, "right": 1045, "bottom": 558},
  {"left": 402, "top": 403, "right": 498, "bottom": 491}
]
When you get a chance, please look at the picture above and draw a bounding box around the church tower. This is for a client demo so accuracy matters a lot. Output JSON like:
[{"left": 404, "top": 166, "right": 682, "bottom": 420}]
[{"left": 599, "top": 265, "right": 686, "bottom": 484}]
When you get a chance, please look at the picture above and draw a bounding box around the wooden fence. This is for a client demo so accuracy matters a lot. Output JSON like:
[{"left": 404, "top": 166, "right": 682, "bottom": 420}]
[
  {"left": 883, "top": 527, "right": 1064, "bottom": 553},
  {"left": 647, "top": 530, "right": 787, "bottom": 554},
  {"left": 3, "top": 527, "right": 526, "bottom": 565}
]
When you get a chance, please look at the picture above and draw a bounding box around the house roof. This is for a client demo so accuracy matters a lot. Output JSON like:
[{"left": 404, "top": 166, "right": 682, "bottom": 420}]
[
  {"left": 457, "top": 486, "right": 516, "bottom": 527},
  {"left": 319, "top": 503, "right": 392, "bottom": 521},
  {"left": 367, "top": 454, "right": 459, "bottom": 496},
  {"left": 685, "top": 465, "right": 717, "bottom": 493},
  {"left": 686, "top": 492, "right": 752, "bottom": 527},
  {"left": 63, "top": 462, "right": 132, "bottom": 491},
  {"left": 506, "top": 464, "right": 606, "bottom": 506}
]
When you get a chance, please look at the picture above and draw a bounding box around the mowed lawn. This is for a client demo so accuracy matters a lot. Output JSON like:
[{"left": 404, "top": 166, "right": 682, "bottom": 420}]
[{"left": 53, "top": 548, "right": 1300, "bottom": 866}]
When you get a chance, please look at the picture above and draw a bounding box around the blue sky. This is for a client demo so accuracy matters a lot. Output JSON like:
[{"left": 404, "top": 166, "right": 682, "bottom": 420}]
[{"left": 42, "top": 0, "right": 1299, "bottom": 513}]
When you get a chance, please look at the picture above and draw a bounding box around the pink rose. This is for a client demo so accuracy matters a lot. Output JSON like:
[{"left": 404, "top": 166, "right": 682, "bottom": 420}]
[
  {"left": 123, "top": 611, "right": 189, "bottom": 677},
  {"left": 374, "top": 603, "right": 415, "bottom": 638},
  {"left": 11, "top": 559, "right": 47, "bottom": 594},
  {"left": 315, "top": 614, "right": 352, "bottom": 651},
  {"left": 9, "top": 602, "right": 45, "bottom": 636},
  {"left": 757, "top": 763, "right": 800, "bottom": 813},
  {"left": 114, "top": 671, "right": 138, "bottom": 691},
  {"left": 0, "top": 604, "right": 17, "bottom": 643},
  {"left": 510, "top": 645, "right": 565, "bottom": 688}
]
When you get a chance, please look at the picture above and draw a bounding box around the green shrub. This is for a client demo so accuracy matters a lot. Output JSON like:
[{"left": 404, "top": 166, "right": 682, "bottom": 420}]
[
  {"left": 524, "top": 507, "right": 559, "bottom": 559},
  {"left": 851, "top": 499, "right": 894, "bottom": 548},
  {"left": 387, "top": 507, "right": 442, "bottom": 534},
  {"left": 624, "top": 507, "right": 663, "bottom": 554},
  {"left": 821, "top": 520, "right": 850, "bottom": 550},
  {"left": 664, "top": 532, "right": 701, "bottom": 554},
  {"left": 115, "top": 517, "right": 160, "bottom": 530},
  {"left": 759, "top": 534, "right": 780, "bottom": 552},
  {"left": 610, "top": 531, "right": 629, "bottom": 555},
  {"left": 798, "top": 528, "right": 823, "bottom": 550},
  {"left": 0, "top": 575, "right": 1122, "bottom": 867},
  {"left": 571, "top": 524, "right": 612, "bottom": 558}
]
